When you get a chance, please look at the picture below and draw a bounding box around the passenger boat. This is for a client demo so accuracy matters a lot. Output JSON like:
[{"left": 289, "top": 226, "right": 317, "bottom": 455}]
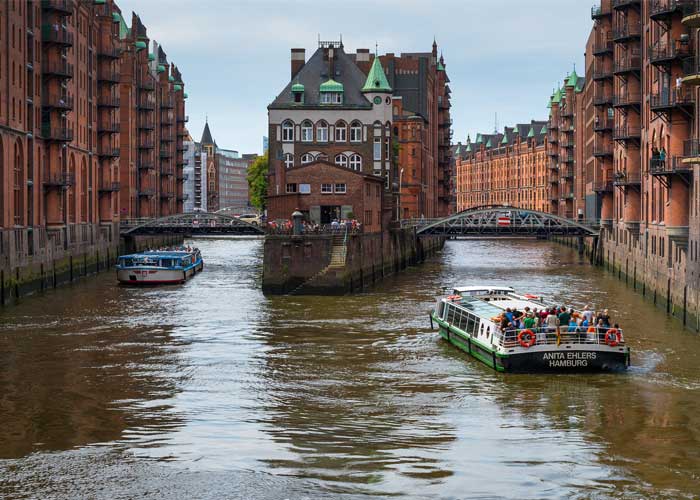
[
  {"left": 116, "top": 248, "right": 203, "bottom": 285},
  {"left": 430, "top": 285, "right": 630, "bottom": 373}
]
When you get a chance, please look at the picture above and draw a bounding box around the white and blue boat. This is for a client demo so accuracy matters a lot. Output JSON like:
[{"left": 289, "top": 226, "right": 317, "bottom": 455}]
[{"left": 116, "top": 249, "right": 203, "bottom": 285}]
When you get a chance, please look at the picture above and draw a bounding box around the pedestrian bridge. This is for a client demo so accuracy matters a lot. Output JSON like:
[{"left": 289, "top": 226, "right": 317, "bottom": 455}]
[
  {"left": 406, "top": 206, "right": 599, "bottom": 237},
  {"left": 120, "top": 212, "right": 265, "bottom": 236}
]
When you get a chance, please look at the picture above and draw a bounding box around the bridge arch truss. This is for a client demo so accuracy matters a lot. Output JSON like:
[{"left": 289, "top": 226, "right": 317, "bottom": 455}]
[{"left": 121, "top": 212, "right": 264, "bottom": 236}]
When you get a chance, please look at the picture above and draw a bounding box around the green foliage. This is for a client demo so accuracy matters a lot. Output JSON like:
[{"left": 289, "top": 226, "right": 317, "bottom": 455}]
[{"left": 247, "top": 152, "right": 269, "bottom": 212}]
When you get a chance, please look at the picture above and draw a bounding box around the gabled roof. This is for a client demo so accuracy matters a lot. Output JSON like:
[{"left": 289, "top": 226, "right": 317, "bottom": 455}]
[
  {"left": 201, "top": 122, "right": 214, "bottom": 145},
  {"left": 270, "top": 46, "right": 372, "bottom": 109},
  {"left": 362, "top": 56, "right": 392, "bottom": 93}
]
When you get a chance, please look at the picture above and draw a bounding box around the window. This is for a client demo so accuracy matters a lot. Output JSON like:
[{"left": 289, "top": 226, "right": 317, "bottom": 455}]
[
  {"left": 301, "top": 120, "right": 313, "bottom": 142},
  {"left": 335, "top": 154, "right": 348, "bottom": 168},
  {"left": 321, "top": 183, "right": 333, "bottom": 193},
  {"left": 385, "top": 138, "right": 390, "bottom": 160},
  {"left": 284, "top": 153, "right": 294, "bottom": 169},
  {"left": 299, "top": 183, "right": 311, "bottom": 194},
  {"left": 350, "top": 121, "right": 362, "bottom": 142},
  {"left": 365, "top": 210, "right": 372, "bottom": 225},
  {"left": 374, "top": 137, "right": 381, "bottom": 161},
  {"left": 321, "top": 92, "right": 342, "bottom": 104},
  {"left": 335, "top": 183, "right": 346, "bottom": 194},
  {"left": 316, "top": 152, "right": 328, "bottom": 162},
  {"left": 301, "top": 153, "right": 314, "bottom": 164},
  {"left": 349, "top": 154, "right": 362, "bottom": 171},
  {"left": 335, "top": 122, "right": 347, "bottom": 142},
  {"left": 282, "top": 121, "right": 294, "bottom": 142},
  {"left": 286, "top": 183, "right": 297, "bottom": 193},
  {"left": 317, "top": 121, "right": 328, "bottom": 142}
]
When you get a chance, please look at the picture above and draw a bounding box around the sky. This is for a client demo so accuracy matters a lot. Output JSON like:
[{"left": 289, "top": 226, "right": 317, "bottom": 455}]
[{"left": 116, "top": 0, "right": 593, "bottom": 154}]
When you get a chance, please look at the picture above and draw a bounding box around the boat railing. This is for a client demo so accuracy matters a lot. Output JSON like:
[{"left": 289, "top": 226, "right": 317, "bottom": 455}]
[{"left": 492, "top": 326, "right": 625, "bottom": 348}]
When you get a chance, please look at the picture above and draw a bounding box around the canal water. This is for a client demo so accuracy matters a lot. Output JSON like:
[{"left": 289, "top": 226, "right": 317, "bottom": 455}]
[{"left": 1, "top": 238, "right": 699, "bottom": 499}]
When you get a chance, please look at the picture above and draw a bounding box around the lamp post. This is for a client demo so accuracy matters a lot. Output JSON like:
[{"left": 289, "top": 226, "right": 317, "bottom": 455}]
[{"left": 397, "top": 168, "right": 404, "bottom": 222}]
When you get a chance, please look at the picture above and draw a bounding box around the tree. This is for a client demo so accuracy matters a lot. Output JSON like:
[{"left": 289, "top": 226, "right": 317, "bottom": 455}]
[{"left": 247, "top": 152, "right": 269, "bottom": 212}]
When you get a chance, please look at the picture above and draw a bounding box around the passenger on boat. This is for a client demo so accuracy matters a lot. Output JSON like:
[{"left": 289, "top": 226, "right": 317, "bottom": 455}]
[
  {"left": 545, "top": 310, "right": 560, "bottom": 332},
  {"left": 582, "top": 305, "right": 594, "bottom": 324},
  {"left": 567, "top": 318, "right": 577, "bottom": 333}
]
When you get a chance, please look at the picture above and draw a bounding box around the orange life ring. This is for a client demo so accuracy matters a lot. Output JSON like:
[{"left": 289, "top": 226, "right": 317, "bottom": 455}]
[
  {"left": 605, "top": 329, "right": 621, "bottom": 347},
  {"left": 517, "top": 329, "right": 536, "bottom": 348},
  {"left": 586, "top": 326, "right": 596, "bottom": 333},
  {"left": 446, "top": 295, "right": 462, "bottom": 302}
]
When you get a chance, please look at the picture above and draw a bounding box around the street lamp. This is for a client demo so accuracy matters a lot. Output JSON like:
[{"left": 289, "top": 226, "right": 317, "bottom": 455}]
[{"left": 397, "top": 168, "right": 404, "bottom": 222}]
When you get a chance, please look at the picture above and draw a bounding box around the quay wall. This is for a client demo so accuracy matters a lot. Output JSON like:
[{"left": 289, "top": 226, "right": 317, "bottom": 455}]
[
  {"left": 553, "top": 231, "right": 700, "bottom": 332},
  {"left": 262, "top": 229, "right": 444, "bottom": 295},
  {"left": 0, "top": 224, "right": 182, "bottom": 306}
]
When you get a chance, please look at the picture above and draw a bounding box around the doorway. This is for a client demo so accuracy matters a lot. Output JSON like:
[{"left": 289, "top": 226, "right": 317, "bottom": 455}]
[{"left": 320, "top": 205, "right": 341, "bottom": 224}]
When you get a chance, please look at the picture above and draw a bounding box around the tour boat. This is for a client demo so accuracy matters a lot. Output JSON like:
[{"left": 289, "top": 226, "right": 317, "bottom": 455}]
[
  {"left": 430, "top": 285, "right": 630, "bottom": 373},
  {"left": 116, "top": 249, "right": 203, "bottom": 285}
]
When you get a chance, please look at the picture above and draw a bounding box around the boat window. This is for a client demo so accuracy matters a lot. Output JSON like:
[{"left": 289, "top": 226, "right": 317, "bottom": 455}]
[
  {"left": 437, "top": 301, "right": 445, "bottom": 319},
  {"left": 123, "top": 258, "right": 133, "bottom": 266},
  {"left": 479, "top": 323, "right": 484, "bottom": 336}
]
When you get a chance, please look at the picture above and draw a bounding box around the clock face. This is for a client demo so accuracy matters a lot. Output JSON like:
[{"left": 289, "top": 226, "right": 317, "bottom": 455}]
[{"left": 373, "top": 96, "right": 382, "bottom": 105}]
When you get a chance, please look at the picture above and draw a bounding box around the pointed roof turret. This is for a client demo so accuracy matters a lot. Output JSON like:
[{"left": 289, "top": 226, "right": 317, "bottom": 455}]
[
  {"left": 527, "top": 126, "right": 535, "bottom": 138},
  {"left": 565, "top": 68, "right": 579, "bottom": 88},
  {"left": 362, "top": 56, "right": 392, "bottom": 93},
  {"left": 201, "top": 120, "right": 214, "bottom": 145}
]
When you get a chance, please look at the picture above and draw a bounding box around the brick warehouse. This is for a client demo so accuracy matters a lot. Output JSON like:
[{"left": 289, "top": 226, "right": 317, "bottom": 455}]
[{"left": 0, "top": 0, "right": 186, "bottom": 302}]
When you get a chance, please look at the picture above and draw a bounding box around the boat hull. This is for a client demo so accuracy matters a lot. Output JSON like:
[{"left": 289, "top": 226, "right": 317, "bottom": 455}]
[
  {"left": 437, "top": 323, "right": 629, "bottom": 373},
  {"left": 117, "top": 267, "right": 190, "bottom": 285}
]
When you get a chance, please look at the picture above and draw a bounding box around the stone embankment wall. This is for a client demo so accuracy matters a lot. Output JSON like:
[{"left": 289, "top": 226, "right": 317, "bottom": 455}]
[
  {"left": 262, "top": 229, "right": 444, "bottom": 295},
  {"left": 0, "top": 224, "right": 182, "bottom": 306},
  {"left": 555, "top": 231, "right": 700, "bottom": 332}
]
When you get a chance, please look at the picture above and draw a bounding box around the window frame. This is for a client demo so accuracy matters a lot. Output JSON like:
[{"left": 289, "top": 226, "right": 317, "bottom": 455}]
[
  {"left": 334, "top": 183, "right": 347, "bottom": 194},
  {"left": 284, "top": 153, "right": 294, "bottom": 169},
  {"left": 316, "top": 121, "right": 328, "bottom": 143},
  {"left": 350, "top": 121, "right": 362, "bottom": 143},
  {"left": 321, "top": 183, "right": 333, "bottom": 194},
  {"left": 301, "top": 120, "right": 313, "bottom": 142},
  {"left": 301, "top": 153, "right": 314, "bottom": 165},
  {"left": 335, "top": 153, "right": 348, "bottom": 168},
  {"left": 286, "top": 183, "right": 297, "bottom": 193},
  {"left": 282, "top": 121, "right": 294, "bottom": 142},
  {"left": 349, "top": 154, "right": 362, "bottom": 171},
  {"left": 335, "top": 122, "right": 347, "bottom": 142}
]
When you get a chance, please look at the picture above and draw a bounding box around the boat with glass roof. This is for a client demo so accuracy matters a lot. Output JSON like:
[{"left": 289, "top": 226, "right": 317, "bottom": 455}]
[
  {"left": 430, "top": 285, "right": 630, "bottom": 373},
  {"left": 116, "top": 248, "right": 203, "bottom": 285}
]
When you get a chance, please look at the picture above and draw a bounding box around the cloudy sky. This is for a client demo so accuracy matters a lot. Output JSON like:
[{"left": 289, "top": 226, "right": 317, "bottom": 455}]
[{"left": 117, "top": 0, "right": 592, "bottom": 154}]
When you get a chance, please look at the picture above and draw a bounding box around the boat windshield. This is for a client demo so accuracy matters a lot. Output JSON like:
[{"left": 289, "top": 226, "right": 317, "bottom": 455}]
[{"left": 454, "top": 295, "right": 503, "bottom": 319}]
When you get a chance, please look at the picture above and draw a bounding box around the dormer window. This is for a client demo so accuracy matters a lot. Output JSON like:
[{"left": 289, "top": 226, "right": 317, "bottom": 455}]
[
  {"left": 291, "top": 82, "right": 304, "bottom": 104},
  {"left": 319, "top": 79, "right": 344, "bottom": 104},
  {"left": 321, "top": 92, "right": 342, "bottom": 104}
]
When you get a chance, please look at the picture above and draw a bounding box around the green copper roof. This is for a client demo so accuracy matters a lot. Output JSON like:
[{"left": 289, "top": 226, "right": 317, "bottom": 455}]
[
  {"left": 565, "top": 69, "right": 579, "bottom": 88},
  {"left": 575, "top": 78, "right": 585, "bottom": 93},
  {"left": 148, "top": 53, "right": 155, "bottom": 61},
  {"left": 485, "top": 138, "right": 492, "bottom": 148},
  {"left": 437, "top": 61, "right": 445, "bottom": 71},
  {"left": 111, "top": 12, "right": 120, "bottom": 22},
  {"left": 465, "top": 142, "right": 472, "bottom": 152},
  {"left": 168, "top": 75, "right": 175, "bottom": 82},
  {"left": 455, "top": 144, "right": 461, "bottom": 154},
  {"left": 117, "top": 13, "right": 129, "bottom": 39},
  {"left": 157, "top": 64, "right": 165, "bottom": 73},
  {"left": 134, "top": 41, "right": 147, "bottom": 50},
  {"left": 94, "top": 0, "right": 106, "bottom": 4},
  {"left": 291, "top": 83, "right": 305, "bottom": 92},
  {"left": 527, "top": 126, "right": 535, "bottom": 138},
  {"left": 320, "top": 79, "right": 344, "bottom": 92},
  {"left": 362, "top": 57, "right": 392, "bottom": 93},
  {"left": 540, "top": 124, "right": 547, "bottom": 134},
  {"left": 475, "top": 133, "right": 482, "bottom": 144},
  {"left": 174, "top": 84, "right": 182, "bottom": 91},
  {"left": 552, "top": 87, "right": 563, "bottom": 104},
  {"left": 501, "top": 134, "right": 508, "bottom": 145},
  {"left": 183, "top": 92, "right": 188, "bottom": 99}
]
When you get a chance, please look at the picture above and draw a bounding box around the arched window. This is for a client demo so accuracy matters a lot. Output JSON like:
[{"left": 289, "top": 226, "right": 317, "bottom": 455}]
[
  {"left": 301, "top": 153, "right": 314, "bottom": 164},
  {"left": 350, "top": 121, "right": 362, "bottom": 143},
  {"left": 335, "top": 154, "right": 348, "bottom": 168},
  {"left": 335, "top": 121, "right": 347, "bottom": 142},
  {"left": 282, "top": 120, "right": 294, "bottom": 142},
  {"left": 13, "top": 139, "right": 24, "bottom": 226},
  {"left": 67, "top": 154, "right": 75, "bottom": 223},
  {"left": 284, "top": 153, "right": 294, "bottom": 169},
  {"left": 373, "top": 123, "right": 382, "bottom": 161},
  {"left": 316, "top": 152, "right": 328, "bottom": 162},
  {"left": 349, "top": 154, "right": 362, "bottom": 171},
  {"left": 316, "top": 120, "right": 328, "bottom": 143},
  {"left": 80, "top": 158, "right": 88, "bottom": 222},
  {"left": 301, "top": 120, "right": 313, "bottom": 142}
]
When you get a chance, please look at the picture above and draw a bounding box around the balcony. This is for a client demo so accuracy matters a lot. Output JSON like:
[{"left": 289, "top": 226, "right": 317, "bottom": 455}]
[
  {"left": 177, "top": 193, "right": 190, "bottom": 202},
  {"left": 649, "top": 157, "right": 692, "bottom": 177},
  {"left": 561, "top": 139, "right": 574, "bottom": 148},
  {"left": 41, "top": 125, "right": 73, "bottom": 141},
  {"left": 138, "top": 119, "right": 155, "bottom": 130},
  {"left": 160, "top": 192, "right": 175, "bottom": 199},
  {"left": 161, "top": 135, "right": 175, "bottom": 143},
  {"left": 138, "top": 97, "right": 155, "bottom": 110},
  {"left": 549, "top": 172, "right": 559, "bottom": 184},
  {"left": 138, "top": 189, "right": 156, "bottom": 197},
  {"left": 161, "top": 167, "right": 174, "bottom": 177},
  {"left": 613, "top": 126, "right": 641, "bottom": 141},
  {"left": 613, "top": 171, "right": 642, "bottom": 186},
  {"left": 593, "top": 142, "right": 614, "bottom": 157},
  {"left": 176, "top": 144, "right": 187, "bottom": 152},
  {"left": 681, "top": 57, "right": 700, "bottom": 85},
  {"left": 650, "top": 0, "right": 683, "bottom": 20},
  {"left": 683, "top": 138, "right": 700, "bottom": 161},
  {"left": 160, "top": 150, "right": 173, "bottom": 159},
  {"left": 563, "top": 167, "right": 574, "bottom": 179},
  {"left": 591, "top": 3, "right": 612, "bottom": 18},
  {"left": 650, "top": 41, "right": 691, "bottom": 66},
  {"left": 161, "top": 97, "right": 175, "bottom": 109},
  {"left": 560, "top": 192, "right": 575, "bottom": 201},
  {"left": 97, "top": 69, "right": 119, "bottom": 83},
  {"left": 139, "top": 80, "right": 155, "bottom": 91},
  {"left": 42, "top": 61, "right": 73, "bottom": 78},
  {"left": 613, "top": 56, "right": 641, "bottom": 75},
  {"left": 97, "top": 46, "right": 122, "bottom": 59},
  {"left": 98, "top": 181, "right": 120, "bottom": 193},
  {"left": 41, "top": 25, "right": 73, "bottom": 46},
  {"left": 97, "top": 146, "right": 119, "bottom": 158},
  {"left": 562, "top": 155, "right": 574, "bottom": 164},
  {"left": 682, "top": 0, "right": 700, "bottom": 27},
  {"left": 612, "top": 93, "right": 641, "bottom": 108},
  {"left": 138, "top": 161, "right": 155, "bottom": 171},
  {"left": 613, "top": 22, "right": 642, "bottom": 42},
  {"left": 43, "top": 172, "right": 74, "bottom": 188},
  {"left": 547, "top": 150, "right": 559, "bottom": 158},
  {"left": 138, "top": 140, "right": 155, "bottom": 150},
  {"left": 97, "top": 95, "right": 120, "bottom": 108},
  {"left": 97, "top": 121, "right": 120, "bottom": 134},
  {"left": 41, "top": 0, "right": 74, "bottom": 14},
  {"left": 594, "top": 118, "right": 614, "bottom": 132},
  {"left": 177, "top": 115, "right": 190, "bottom": 123},
  {"left": 592, "top": 66, "right": 614, "bottom": 80},
  {"left": 613, "top": 0, "right": 641, "bottom": 9},
  {"left": 650, "top": 91, "right": 695, "bottom": 112},
  {"left": 161, "top": 116, "right": 174, "bottom": 126},
  {"left": 593, "top": 37, "right": 614, "bottom": 56},
  {"left": 593, "top": 180, "right": 614, "bottom": 193},
  {"left": 42, "top": 93, "right": 73, "bottom": 110},
  {"left": 593, "top": 93, "right": 613, "bottom": 106}
]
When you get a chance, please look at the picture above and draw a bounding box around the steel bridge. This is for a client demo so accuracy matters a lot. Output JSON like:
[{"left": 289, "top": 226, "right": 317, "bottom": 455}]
[
  {"left": 406, "top": 206, "right": 599, "bottom": 237},
  {"left": 120, "top": 212, "right": 265, "bottom": 236}
]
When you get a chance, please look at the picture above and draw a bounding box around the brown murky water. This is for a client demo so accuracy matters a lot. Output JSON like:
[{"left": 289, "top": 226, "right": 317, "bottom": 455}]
[{"left": 1, "top": 238, "right": 699, "bottom": 499}]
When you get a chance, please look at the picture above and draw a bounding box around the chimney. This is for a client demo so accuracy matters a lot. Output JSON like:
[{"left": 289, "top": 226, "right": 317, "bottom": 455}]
[
  {"left": 291, "top": 48, "right": 305, "bottom": 79},
  {"left": 356, "top": 48, "right": 370, "bottom": 73}
]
